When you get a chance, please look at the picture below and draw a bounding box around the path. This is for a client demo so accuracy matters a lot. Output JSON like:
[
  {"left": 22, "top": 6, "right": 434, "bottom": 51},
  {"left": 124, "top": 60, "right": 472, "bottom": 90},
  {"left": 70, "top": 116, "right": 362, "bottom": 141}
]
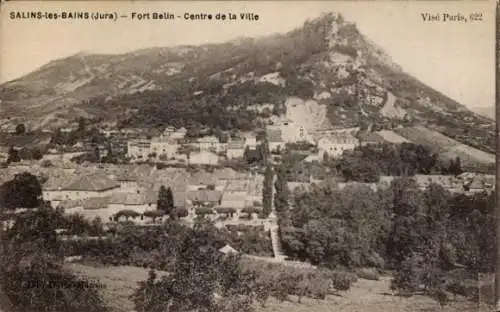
[
  {"left": 269, "top": 173, "right": 286, "bottom": 261},
  {"left": 379, "top": 91, "right": 406, "bottom": 119}
]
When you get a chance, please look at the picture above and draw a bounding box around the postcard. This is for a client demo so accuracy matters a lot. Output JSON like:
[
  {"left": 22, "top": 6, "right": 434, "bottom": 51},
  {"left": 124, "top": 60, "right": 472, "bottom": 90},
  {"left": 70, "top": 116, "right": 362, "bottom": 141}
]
[{"left": 0, "top": 1, "right": 497, "bottom": 312}]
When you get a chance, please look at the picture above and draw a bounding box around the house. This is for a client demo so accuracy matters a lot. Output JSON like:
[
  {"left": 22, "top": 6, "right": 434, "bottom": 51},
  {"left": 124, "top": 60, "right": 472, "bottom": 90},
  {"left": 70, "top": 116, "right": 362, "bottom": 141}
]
[
  {"left": 219, "top": 244, "right": 238, "bottom": 255},
  {"left": 150, "top": 136, "right": 179, "bottom": 159},
  {"left": 79, "top": 196, "right": 112, "bottom": 222},
  {"left": 317, "top": 131, "right": 359, "bottom": 158},
  {"left": 153, "top": 168, "right": 189, "bottom": 208},
  {"left": 42, "top": 173, "right": 79, "bottom": 206},
  {"left": 413, "top": 175, "right": 463, "bottom": 193},
  {"left": 226, "top": 139, "right": 245, "bottom": 159},
  {"left": 197, "top": 136, "right": 221, "bottom": 152},
  {"left": 466, "top": 178, "right": 486, "bottom": 195},
  {"left": 163, "top": 126, "right": 176, "bottom": 136},
  {"left": 186, "top": 189, "right": 223, "bottom": 208},
  {"left": 170, "top": 127, "right": 187, "bottom": 140},
  {"left": 127, "top": 140, "right": 152, "bottom": 159},
  {"left": 56, "top": 199, "right": 84, "bottom": 214},
  {"left": 60, "top": 122, "right": 79, "bottom": 133},
  {"left": 107, "top": 191, "right": 155, "bottom": 223},
  {"left": 189, "top": 151, "right": 219, "bottom": 165},
  {"left": 244, "top": 134, "right": 257, "bottom": 149},
  {"left": 358, "top": 131, "right": 385, "bottom": 146},
  {"left": 279, "top": 119, "right": 311, "bottom": 143},
  {"left": 45, "top": 173, "right": 120, "bottom": 204},
  {"left": 113, "top": 164, "right": 156, "bottom": 193},
  {"left": 266, "top": 126, "right": 284, "bottom": 153}
]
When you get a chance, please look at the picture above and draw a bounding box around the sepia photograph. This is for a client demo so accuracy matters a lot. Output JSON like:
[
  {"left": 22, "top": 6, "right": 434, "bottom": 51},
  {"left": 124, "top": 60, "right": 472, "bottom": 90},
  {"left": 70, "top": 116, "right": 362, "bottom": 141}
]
[{"left": 0, "top": 1, "right": 497, "bottom": 311}]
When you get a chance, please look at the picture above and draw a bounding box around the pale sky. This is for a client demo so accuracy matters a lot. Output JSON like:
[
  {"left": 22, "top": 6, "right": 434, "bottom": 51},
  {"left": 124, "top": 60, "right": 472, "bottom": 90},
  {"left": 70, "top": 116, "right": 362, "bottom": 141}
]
[{"left": 0, "top": 1, "right": 495, "bottom": 108}]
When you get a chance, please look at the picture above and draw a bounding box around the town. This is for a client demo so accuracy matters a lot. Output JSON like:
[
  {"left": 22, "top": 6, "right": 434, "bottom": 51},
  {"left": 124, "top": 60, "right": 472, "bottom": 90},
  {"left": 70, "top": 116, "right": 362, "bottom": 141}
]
[{"left": 0, "top": 7, "right": 496, "bottom": 312}]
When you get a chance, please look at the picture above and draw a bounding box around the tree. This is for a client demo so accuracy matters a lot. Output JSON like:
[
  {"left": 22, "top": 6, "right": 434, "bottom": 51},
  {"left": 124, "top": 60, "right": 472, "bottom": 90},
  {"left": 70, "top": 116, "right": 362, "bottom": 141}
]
[
  {"left": 131, "top": 225, "right": 256, "bottom": 312},
  {"left": 41, "top": 159, "right": 53, "bottom": 167},
  {"left": 274, "top": 166, "right": 290, "bottom": 214},
  {"left": 243, "top": 146, "right": 251, "bottom": 163},
  {"left": 170, "top": 207, "right": 188, "bottom": 220},
  {"left": 215, "top": 207, "right": 237, "bottom": 218},
  {"left": 448, "top": 156, "right": 463, "bottom": 176},
  {"left": 6, "top": 146, "right": 20, "bottom": 164},
  {"left": 195, "top": 207, "right": 214, "bottom": 217},
  {"left": 166, "top": 187, "right": 174, "bottom": 212},
  {"left": 94, "top": 146, "right": 101, "bottom": 162},
  {"left": 157, "top": 185, "right": 174, "bottom": 215},
  {"left": 31, "top": 147, "right": 43, "bottom": 160},
  {"left": 15, "top": 124, "right": 26, "bottom": 135},
  {"left": 1, "top": 204, "right": 109, "bottom": 312},
  {"left": 259, "top": 139, "right": 270, "bottom": 165},
  {"left": 115, "top": 210, "right": 140, "bottom": 221},
  {"left": 262, "top": 166, "right": 273, "bottom": 217},
  {"left": 77, "top": 117, "right": 86, "bottom": 132},
  {"left": 0, "top": 172, "right": 43, "bottom": 209},
  {"left": 322, "top": 151, "right": 329, "bottom": 163},
  {"left": 143, "top": 210, "right": 165, "bottom": 223}
]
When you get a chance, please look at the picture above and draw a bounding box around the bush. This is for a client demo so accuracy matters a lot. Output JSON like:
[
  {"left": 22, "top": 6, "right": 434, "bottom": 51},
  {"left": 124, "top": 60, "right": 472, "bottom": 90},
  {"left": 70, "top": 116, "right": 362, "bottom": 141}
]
[
  {"left": 329, "top": 271, "right": 356, "bottom": 291},
  {"left": 215, "top": 207, "right": 237, "bottom": 215},
  {"left": 41, "top": 159, "right": 53, "bottom": 167},
  {"left": 195, "top": 207, "right": 214, "bottom": 216},
  {"left": 356, "top": 268, "right": 380, "bottom": 281},
  {"left": 170, "top": 207, "right": 188, "bottom": 219}
]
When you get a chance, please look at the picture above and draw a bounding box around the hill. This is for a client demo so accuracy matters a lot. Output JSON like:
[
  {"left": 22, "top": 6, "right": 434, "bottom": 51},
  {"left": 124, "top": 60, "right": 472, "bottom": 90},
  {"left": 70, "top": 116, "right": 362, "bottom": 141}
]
[
  {"left": 471, "top": 105, "right": 495, "bottom": 120},
  {"left": 0, "top": 12, "right": 494, "bottom": 154}
]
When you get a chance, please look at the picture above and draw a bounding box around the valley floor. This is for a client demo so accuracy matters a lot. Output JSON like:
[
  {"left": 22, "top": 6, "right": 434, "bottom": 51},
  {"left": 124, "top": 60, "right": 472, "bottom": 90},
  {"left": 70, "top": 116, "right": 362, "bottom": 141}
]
[{"left": 66, "top": 263, "right": 495, "bottom": 312}]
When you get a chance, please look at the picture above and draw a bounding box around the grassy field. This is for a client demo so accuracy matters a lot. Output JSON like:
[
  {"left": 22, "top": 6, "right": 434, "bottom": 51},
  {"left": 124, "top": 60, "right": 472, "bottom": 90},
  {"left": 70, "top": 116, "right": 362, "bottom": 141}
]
[
  {"left": 66, "top": 263, "right": 496, "bottom": 312},
  {"left": 65, "top": 263, "right": 168, "bottom": 312},
  {"left": 393, "top": 126, "right": 495, "bottom": 166},
  {"left": 375, "top": 130, "right": 410, "bottom": 144}
]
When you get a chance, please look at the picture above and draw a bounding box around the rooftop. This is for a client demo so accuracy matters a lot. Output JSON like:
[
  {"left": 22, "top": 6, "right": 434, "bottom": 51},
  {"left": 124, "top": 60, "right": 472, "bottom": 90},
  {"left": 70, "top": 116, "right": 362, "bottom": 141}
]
[
  {"left": 187, "top": 189, "right": 222, "bottom": 204},
  {"left": 63, "top": 173, "right": 120, "bottom": 192},
  {"left": 266, "top": 127, "right": 283, "bottom": 143}
]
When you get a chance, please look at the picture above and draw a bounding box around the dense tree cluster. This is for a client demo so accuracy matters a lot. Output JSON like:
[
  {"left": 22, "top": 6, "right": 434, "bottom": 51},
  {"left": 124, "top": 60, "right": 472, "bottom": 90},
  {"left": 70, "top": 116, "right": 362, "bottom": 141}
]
[
  {"left": 0, "top": 202, "right": 108, "bottom": 312},
  {"left": 278, "top": 175, "right": 494, "bottom": 302},
  {"left": 262, "top": 166, "right": 273, "bottom": 217},
  {"left": 333, "top": 143, "right": 463, "bottom": 182},
  {"left": 0, "top": 172, "right": 43, "bottom": 209},
  {"left": 60, "top": 220, "right": 273, "bottom": 269},
  {"left": 130, "top": 222, "right": 260, "bottom": 312}
]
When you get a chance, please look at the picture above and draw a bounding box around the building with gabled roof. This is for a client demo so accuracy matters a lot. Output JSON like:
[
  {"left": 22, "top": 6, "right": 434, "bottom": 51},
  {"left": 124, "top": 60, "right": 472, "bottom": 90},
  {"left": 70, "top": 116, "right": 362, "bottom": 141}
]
[
  {"left": 219, "top": 244, "right": 238, "bottom": 255},
  {"left": 189, "top": 151, "right": 219, "bottom": 165},
  {"left": 186, "top": 189, "right": 222, "bottom": 207},
  {"left": 44, "top": 173, "right": 120, "bottom": 204},
  {"left": 265, "top": 125, "right": 284, "bottom": 152},
  {"left": 197, "top": 136, "right": 221, "bottom": 152},
  {"left": 64, "top": 173, "right": 120, "bottom": 192},
  {"left": 227, "top": 139, "right": 245, "bottom": 159}
]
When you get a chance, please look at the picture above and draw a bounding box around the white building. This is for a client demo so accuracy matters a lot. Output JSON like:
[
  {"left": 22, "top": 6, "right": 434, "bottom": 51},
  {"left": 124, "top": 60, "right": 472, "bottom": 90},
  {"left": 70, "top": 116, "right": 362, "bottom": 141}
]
[
  {"left": 317, "top": 131, "right": 359, "bottom": 158},
  {"left": 244, "top": 134, "right": 257, "bottom": 149},
  {"left": 127, "top": 140, "right": 152, "bottom": 159},
  {"left": 150, "top": 136, "right": 179, "bottom": 159},
  {"left": 197, "top": 136, "right": 221, "bottom": 152},
  {"left": 170, "top": 127, "right": 187, "bottom": 140},
  {"left": 226, "top": 139, "right": 245, "bottom": 159},
  {"left": 44, "top": 173, "right": 120, "bottom": 206},
  {"left": 189, "top": 151, "right": 219, "bottom": 165},
  {"left": 279, "top": 119, "right": 311, "bottom": 143},
  {"left": 266, "top": 126, "right": 285, "bottom": 153}
]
